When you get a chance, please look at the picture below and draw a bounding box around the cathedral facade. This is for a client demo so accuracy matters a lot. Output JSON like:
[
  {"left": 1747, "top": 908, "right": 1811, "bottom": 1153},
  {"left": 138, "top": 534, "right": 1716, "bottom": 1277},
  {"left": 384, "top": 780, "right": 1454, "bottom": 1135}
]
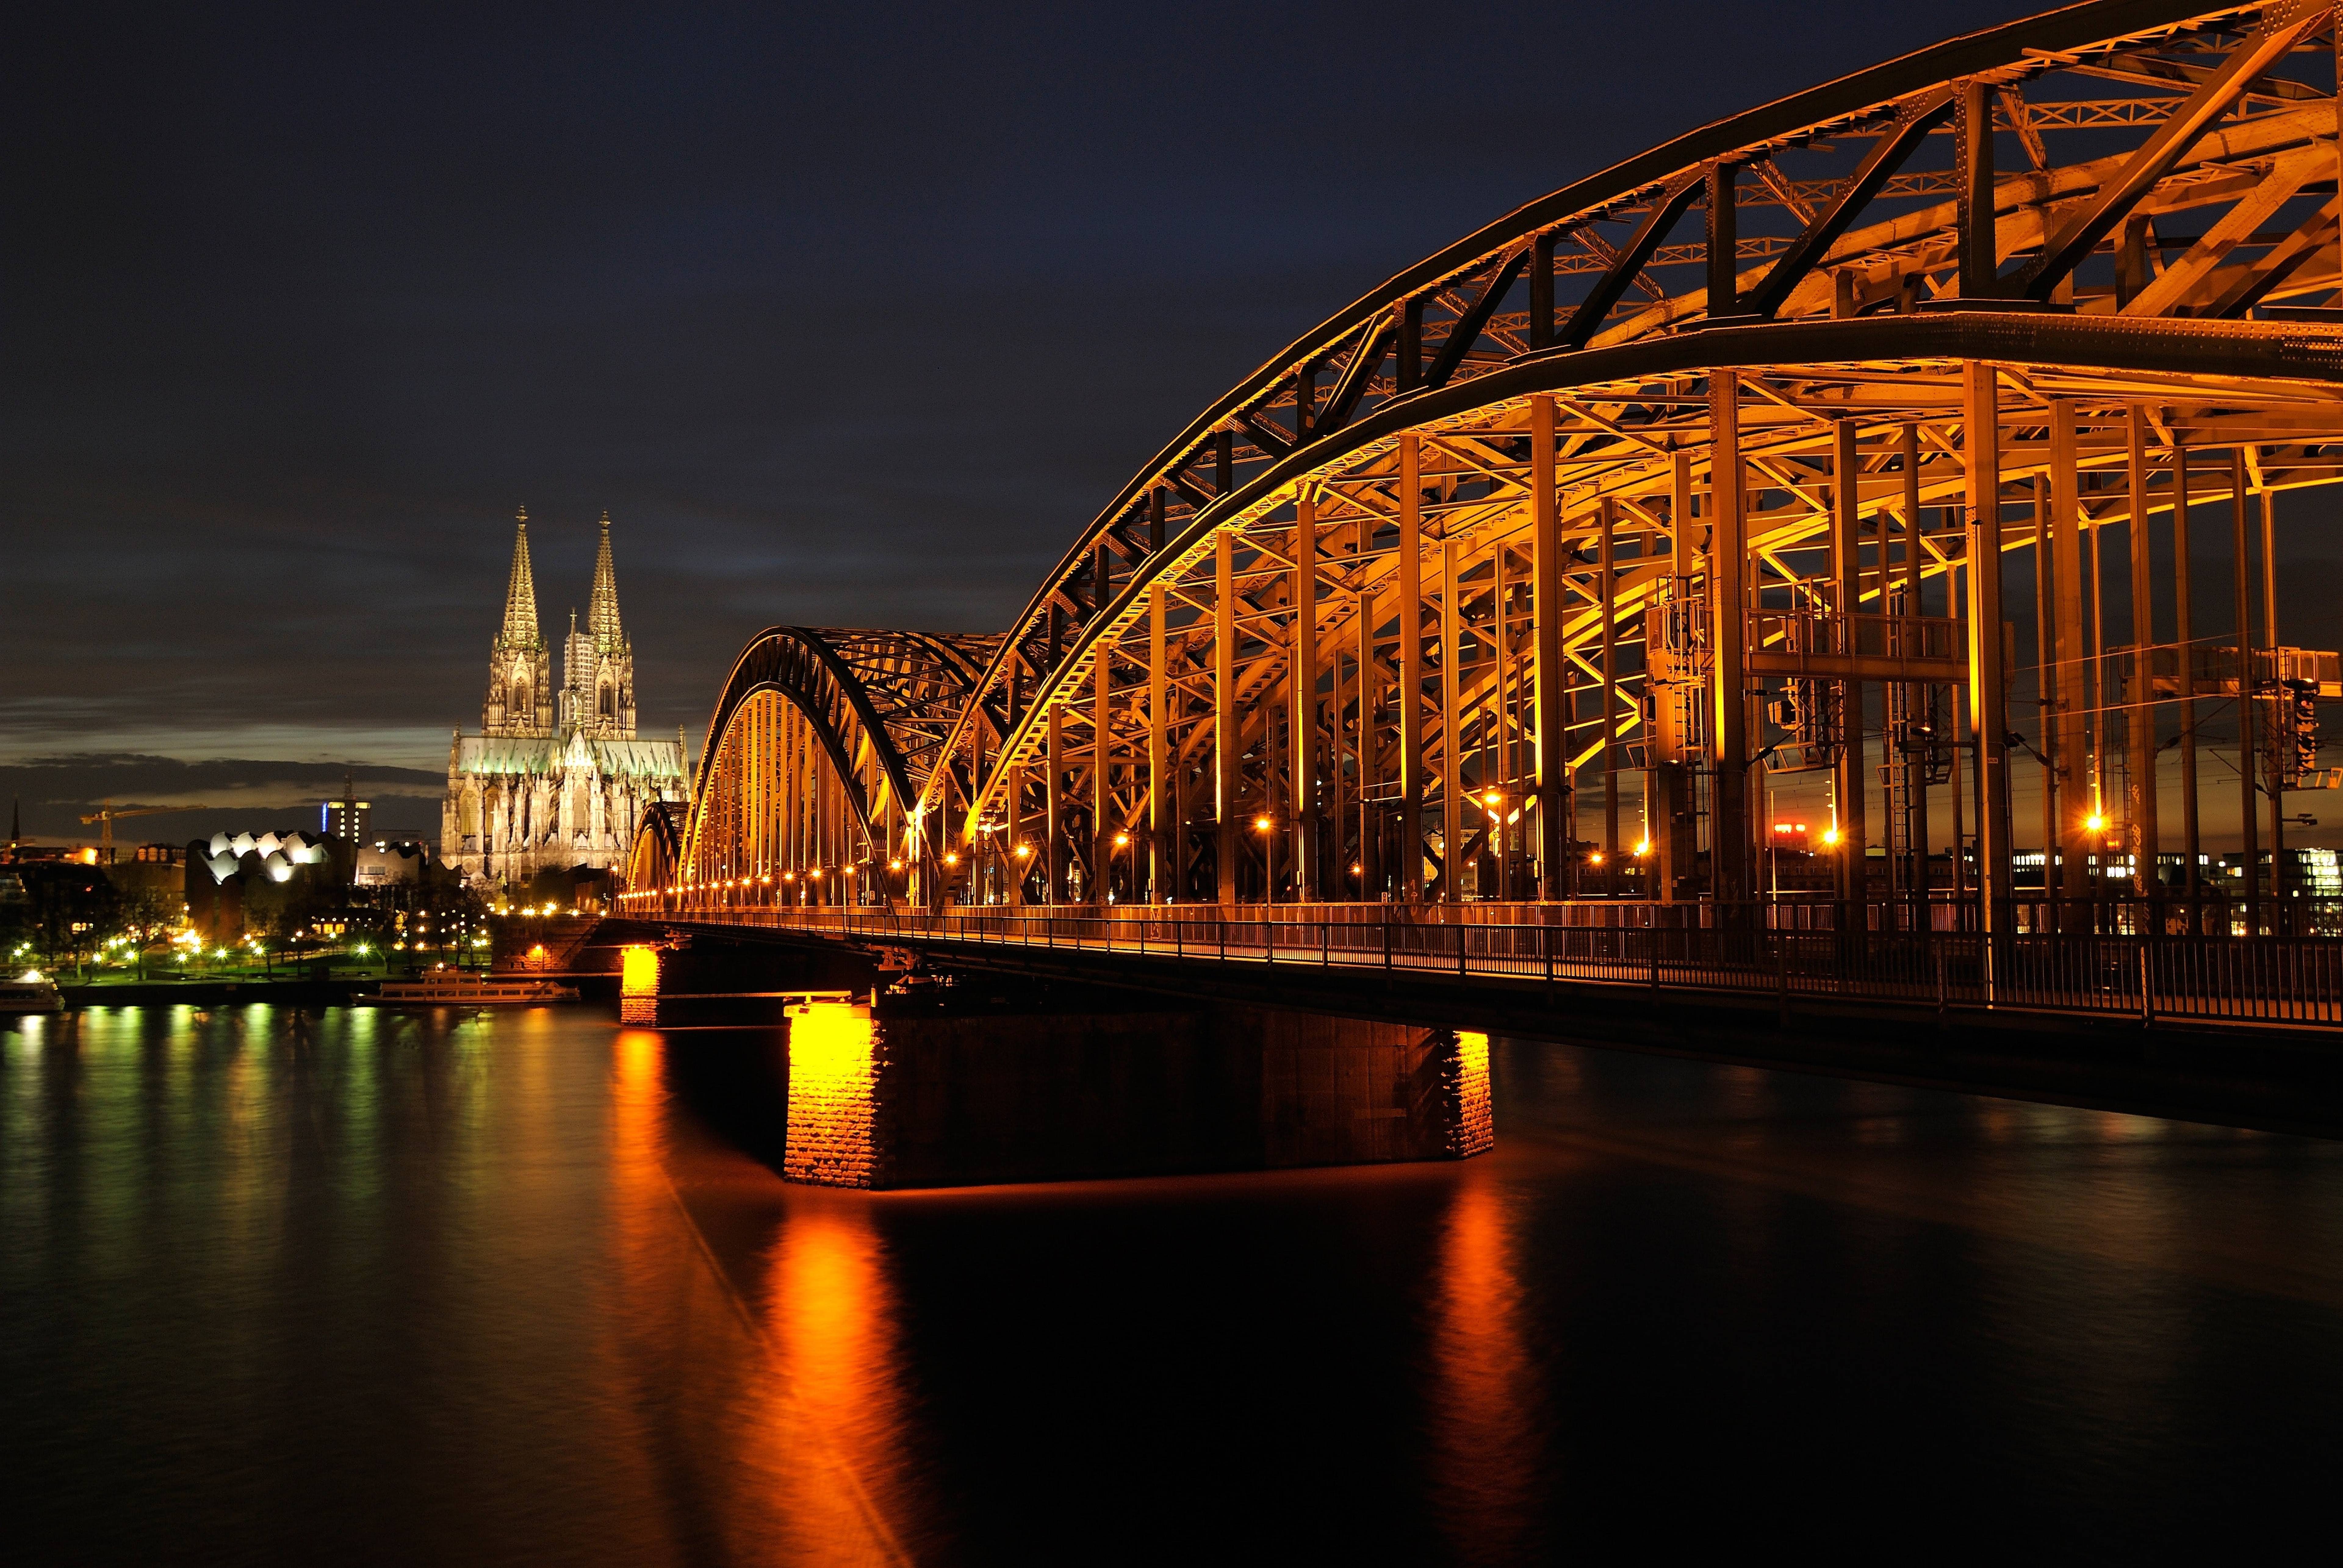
[{"left": 442, "top": 510, "right": 690, "bottom": 887}]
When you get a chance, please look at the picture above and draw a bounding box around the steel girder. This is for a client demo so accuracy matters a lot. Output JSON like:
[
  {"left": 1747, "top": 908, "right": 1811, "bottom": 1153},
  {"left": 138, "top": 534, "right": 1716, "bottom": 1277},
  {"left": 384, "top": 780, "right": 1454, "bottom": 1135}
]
[
  {"left": 900, "top": 3, "right": 2343, "bottom": 869},
  {"left": 667, "top": 2, "right": 2343, "bottom": 915},
  {"left": 681, "top": 626, "right": 997, "bottom": 882}
]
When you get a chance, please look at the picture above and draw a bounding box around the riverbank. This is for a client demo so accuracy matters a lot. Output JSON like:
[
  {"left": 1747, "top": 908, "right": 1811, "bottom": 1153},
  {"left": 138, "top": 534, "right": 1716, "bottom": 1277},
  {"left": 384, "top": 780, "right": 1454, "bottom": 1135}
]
[{"left": 58, "top": 978, "right": 375, "bottom": 1006}]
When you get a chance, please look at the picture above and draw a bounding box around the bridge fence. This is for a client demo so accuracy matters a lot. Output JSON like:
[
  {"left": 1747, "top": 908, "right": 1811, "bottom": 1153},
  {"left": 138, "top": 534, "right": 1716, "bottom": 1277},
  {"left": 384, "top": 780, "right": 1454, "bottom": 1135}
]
[{"left": 658, "top": 905, "right": 2343, "bottom": 1030}]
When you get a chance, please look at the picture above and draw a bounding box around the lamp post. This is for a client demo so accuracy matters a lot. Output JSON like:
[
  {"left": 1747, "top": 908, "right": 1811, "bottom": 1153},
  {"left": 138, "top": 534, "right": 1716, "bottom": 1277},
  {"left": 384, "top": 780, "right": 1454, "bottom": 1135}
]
[
  {"left": 1254, "top": 815, "right": 1275, "bottom": 909},
  {"left": 1481, "top": 789, "right": 1504, "bottom": 902}
]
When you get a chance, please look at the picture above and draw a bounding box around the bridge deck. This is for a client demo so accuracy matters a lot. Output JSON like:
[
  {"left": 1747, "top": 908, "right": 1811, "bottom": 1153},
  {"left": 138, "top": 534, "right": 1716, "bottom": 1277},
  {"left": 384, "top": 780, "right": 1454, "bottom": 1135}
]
[{"left": 657, "top": 905, "right": 2343, "bottom": 1033}]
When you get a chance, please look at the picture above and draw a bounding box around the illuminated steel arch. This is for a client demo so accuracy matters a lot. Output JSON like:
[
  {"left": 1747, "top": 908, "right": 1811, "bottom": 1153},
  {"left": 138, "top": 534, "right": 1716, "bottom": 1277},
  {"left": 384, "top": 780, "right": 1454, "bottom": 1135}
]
[
  {"left": 671, "top": 626, "right": 998, "bottom": 902},
  {"left": 624, "top": 799, "right": 687, "bottom": 897},
  {"left": 678, "top": 1, "right": 2343, "bottom": 930}
]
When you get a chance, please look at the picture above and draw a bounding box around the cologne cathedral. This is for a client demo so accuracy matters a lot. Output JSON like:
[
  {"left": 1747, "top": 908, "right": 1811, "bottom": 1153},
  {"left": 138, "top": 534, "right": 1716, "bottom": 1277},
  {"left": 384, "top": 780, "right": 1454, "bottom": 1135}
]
[{"left": 441, "top": 510, "right": 689, "bottom": 887}]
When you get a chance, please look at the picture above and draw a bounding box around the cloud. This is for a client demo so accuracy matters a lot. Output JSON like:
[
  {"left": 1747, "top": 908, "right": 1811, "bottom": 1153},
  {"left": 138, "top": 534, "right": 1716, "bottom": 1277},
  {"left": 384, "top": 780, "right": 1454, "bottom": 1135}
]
[{"left": 0, "top": 753, "right": 446, "bottom": 840}]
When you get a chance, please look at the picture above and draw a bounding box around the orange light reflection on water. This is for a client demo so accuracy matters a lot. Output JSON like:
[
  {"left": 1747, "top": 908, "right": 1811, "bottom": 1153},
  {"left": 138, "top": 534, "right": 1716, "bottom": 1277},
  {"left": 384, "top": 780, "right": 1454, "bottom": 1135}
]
[
  {"left": 607, "top": 1021, "right": 912, "bottom": 1563},
  {"left": 1430, "top": 1172, "right": 1542, "bottom": 1560},
  {"left": 759, "top": 1195, "right": 912, "bottom": 1557}
]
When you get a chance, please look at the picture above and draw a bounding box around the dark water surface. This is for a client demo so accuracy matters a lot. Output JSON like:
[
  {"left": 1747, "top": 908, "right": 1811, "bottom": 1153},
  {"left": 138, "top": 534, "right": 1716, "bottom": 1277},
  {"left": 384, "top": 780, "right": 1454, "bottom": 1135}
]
[{"left": 7, "top": 1003, "right": 2342, "bottom": 1564}]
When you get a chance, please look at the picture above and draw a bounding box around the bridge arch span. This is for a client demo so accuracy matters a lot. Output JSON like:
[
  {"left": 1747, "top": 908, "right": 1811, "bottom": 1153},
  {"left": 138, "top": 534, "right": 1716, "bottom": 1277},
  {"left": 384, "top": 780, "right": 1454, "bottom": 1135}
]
[
  {"left": 656, "top": 1, "right": 2343, "bottom": 927},
  {"left": 634, "top": 627, "right": 996, "bottom": 910}
]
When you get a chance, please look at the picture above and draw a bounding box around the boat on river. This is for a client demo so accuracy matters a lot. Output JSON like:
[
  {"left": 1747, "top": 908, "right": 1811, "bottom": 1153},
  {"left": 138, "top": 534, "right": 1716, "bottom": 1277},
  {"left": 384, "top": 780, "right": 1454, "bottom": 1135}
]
[
  {"left": 363, "top": 973, "right": 578, "bottom": 1006},
  {"left": 0, "top": 973, "right": 66, "bottom": 1013}
]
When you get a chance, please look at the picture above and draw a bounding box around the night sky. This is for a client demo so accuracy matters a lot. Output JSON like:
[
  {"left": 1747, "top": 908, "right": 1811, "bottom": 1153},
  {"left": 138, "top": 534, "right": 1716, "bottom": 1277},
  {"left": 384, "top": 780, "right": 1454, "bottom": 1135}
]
[{"left": 10, "top": 1, "right": 2323, "bottom": 843}]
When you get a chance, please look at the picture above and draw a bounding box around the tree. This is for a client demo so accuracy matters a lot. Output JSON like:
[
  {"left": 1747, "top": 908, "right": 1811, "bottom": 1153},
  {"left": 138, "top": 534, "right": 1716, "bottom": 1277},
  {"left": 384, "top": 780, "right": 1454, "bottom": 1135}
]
[
  {"left": 4, "top": 864, "right": 124, "bottom": 977},
  {"left": 116, "top": 884, "right": 182, "bottom": 977}
]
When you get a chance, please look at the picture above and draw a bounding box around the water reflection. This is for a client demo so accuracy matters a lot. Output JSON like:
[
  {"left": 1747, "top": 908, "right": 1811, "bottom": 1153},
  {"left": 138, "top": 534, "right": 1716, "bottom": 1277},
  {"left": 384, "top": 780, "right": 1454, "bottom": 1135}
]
[
  {"left": 754, "top": 1198, "right": 912, "bottom": 1565},
  {"left": 612, "top": 1021, "right": 912, "bottom": 1564},
  {"left": 9, "top": 1007, "right": 2343, "bottom": 1562},
  {"left": 1428, "top": 1170, "right": 1541, "bottom": 1562}
]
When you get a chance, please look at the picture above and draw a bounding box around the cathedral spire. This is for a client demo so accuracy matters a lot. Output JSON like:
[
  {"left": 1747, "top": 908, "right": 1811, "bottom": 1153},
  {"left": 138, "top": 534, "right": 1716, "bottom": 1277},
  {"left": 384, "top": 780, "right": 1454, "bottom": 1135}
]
[
  {"left": 588, "top": 511, "right": 624, "bottom": 648},
  {"left": 500, "top": 507, "right": 542, "bottom": 650}
]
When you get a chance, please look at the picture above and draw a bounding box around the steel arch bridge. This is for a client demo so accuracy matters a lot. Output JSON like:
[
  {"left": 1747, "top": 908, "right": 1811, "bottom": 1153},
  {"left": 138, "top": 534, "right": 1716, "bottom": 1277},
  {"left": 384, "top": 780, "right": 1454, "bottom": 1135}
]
[{"left": 636, "top": 0, "right": 2343, "bottom": 942}]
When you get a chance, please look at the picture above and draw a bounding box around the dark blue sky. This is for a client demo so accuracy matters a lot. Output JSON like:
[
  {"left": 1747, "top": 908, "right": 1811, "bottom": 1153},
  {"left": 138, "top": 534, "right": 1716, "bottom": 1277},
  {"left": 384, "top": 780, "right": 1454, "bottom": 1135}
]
[{"left": 4, "top": 2, "right": 2062, "bottom": 834}]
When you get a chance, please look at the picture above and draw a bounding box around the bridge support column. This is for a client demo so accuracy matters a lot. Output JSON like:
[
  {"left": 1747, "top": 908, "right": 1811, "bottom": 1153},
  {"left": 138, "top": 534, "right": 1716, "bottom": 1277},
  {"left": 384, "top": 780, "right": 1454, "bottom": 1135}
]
[
  {"left": 2175, "top": 445, "right": 2200, "bottom": 921},
  {"left": 1215, "top": 530, "right": 1239, "bottom": 902},
  {"left": 1149, "top": 584, "right": 1173, "bottom": 902},
  {"left": 1355, "top": 512, "right": 1380, "bottom": 899},
  {"left": 1291, "top": 490, "right": 1318, "bottom": 901},
  {"left": 1965, "top": 361, "right": 2014, "bottom": 942},
  {"left": 783, "top": 996, "right": 887, "bottom": 1187},
  {"left": 1902, "top": 422, "right": 1929, "bottom": 930},
  {"left": 1709, "top": 372, "right": 1751, "bottom": 907},
  {"left": 1654, "top": 448, "right": 1696, "bottom": 904},
  {"left": 778, "top": 995, "right": 1492, "bottom": 1189},
  {"left": 1532, "top": 397, "right": 1567, "bottom": 900},
  {"left": 1398, "top": 434, "right": 1426, "bottom": 900},
  {"left": 1046, "top": 705, "right": 1065, "bottom": 903},
  {"left": 1833, "top": 418, "right": 1867, "bottom": 922},
  {"left": 2233, "top": 449, "right": 2261, "bottom": 936},
  {"left": 2050, "top": 401, "right": 2091, "bottom": 904},
  {"left": 619, "top": 943, "right": 661, "bottom": 1024},
  {"left": 1600, "top": 495, "right": 1619, "bottom": 891},
  {"left": 2125, "top": 407, "right": 2159, "bottom": 900},
  {"left": 1007, "top": 761, "right": 1027, "bottom": 905},
  {"left": 1441, "top": 534, "right": 1462, "bottom": 902},
  {"left": 1093, "top": 639, "right": 1110, "bottom": 903}
]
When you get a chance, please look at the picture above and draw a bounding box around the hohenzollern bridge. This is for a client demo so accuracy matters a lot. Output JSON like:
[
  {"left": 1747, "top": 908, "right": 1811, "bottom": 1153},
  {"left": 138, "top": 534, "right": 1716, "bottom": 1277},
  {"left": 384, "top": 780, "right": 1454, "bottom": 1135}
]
[{"left": 622, "top": 1, "right": 2343, "bottom": 1032}]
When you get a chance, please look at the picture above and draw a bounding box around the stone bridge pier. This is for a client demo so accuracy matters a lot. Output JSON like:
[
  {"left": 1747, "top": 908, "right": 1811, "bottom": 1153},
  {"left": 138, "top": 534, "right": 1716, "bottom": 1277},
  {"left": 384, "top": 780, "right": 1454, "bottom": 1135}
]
[{"left": 618, "top": 931, "right": 1492, "bottom": 1189}]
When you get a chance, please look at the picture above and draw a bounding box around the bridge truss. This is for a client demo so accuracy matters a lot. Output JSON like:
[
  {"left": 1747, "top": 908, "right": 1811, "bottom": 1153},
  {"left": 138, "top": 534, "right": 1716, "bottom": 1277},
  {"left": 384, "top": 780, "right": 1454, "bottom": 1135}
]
[{"left": 639, "top": 1, "right": 2343, "bottom": 939}]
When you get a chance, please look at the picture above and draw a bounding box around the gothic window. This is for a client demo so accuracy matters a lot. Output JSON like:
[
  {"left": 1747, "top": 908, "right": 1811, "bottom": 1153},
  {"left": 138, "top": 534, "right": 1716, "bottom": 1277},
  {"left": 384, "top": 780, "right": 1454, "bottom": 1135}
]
[
  {"left": 510, "top": 679, "right": 531, "bottom": 718},
  {"left": 598, "top": 682, "right": 614, "bottom": 718}
]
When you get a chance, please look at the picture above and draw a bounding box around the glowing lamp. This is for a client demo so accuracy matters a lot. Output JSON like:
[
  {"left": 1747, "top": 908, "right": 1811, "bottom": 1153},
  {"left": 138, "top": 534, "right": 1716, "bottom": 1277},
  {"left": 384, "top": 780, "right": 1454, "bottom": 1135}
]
[
  {"left": 1822, "top": 828, "right": 1841, "bottom": 847},
  {"left": 1588, "top": 852, "right": 1603, "bottom": 866},
  {"left": 944, "top": 852, "right": 960, "bottom": 867},
  {"left": 1254, "top": 816, "right": 1272, "bottom": 833},
  {"left": 1114, "top": 833, "right": 1130, "bottom": 848},
  {"left": 1635, "top": 840, "right": 1651, "bottom": 856},
  {"left": 2085, "top": 813, "right": 2107, "bottom": 833},
  {"left": 1015, "top": 844, "right": 1032, "bottom": 859}
]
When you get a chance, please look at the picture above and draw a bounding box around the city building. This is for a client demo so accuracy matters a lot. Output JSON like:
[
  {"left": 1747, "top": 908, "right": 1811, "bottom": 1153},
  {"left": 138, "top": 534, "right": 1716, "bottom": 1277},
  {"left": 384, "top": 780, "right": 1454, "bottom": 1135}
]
[
  {"left": 107, "top": 844, "right": 185, "bottom": 908},
  {"left": 322, "top": 785, "right": 371, "bottom": 845},
  {"left": 441, "top": 510, "right": 689, "bottom": 887},
  {"left": 183, "top": 829, "right": 339, "bottom": 940},
  {"left": 355, "top": 841, "right": 431, "bottom": 887}
]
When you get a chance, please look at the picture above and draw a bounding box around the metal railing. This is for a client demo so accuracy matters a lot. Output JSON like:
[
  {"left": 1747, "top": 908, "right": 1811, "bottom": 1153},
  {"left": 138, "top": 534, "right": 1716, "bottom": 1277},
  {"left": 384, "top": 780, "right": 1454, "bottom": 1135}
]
[{"left": 656, "top": 902, "right": 2343, "bottom": 1030}]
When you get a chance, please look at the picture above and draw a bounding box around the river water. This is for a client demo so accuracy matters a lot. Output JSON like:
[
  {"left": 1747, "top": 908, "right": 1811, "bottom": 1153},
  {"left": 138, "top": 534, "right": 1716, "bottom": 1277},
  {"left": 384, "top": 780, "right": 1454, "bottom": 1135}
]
[{"left": 6, "top": 1002, "right": 2341, "bottom": 1564}]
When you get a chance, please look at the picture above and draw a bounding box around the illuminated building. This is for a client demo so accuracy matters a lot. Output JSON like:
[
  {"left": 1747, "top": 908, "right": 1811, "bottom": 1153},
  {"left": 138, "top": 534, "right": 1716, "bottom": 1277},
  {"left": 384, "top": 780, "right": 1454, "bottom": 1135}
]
[{"left": 442, "top": 509, "right": 689, "bottom": 888}]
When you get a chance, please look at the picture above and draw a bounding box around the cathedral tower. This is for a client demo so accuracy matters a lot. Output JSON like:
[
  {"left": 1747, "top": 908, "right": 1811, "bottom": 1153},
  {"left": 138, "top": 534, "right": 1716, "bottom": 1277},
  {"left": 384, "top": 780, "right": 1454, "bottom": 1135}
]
[
  {"left": 562, "top": 512, "right": 637, "bottom": 737},
  {"left": 483, "top": 508, "right": 554, "bottom": 736}
]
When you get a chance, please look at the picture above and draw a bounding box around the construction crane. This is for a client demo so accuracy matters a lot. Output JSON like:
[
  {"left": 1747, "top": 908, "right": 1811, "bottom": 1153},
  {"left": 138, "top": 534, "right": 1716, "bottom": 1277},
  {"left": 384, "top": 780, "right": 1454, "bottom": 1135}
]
[{"left": 79, "top": 800, "right": 212, "bottom": 857}]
